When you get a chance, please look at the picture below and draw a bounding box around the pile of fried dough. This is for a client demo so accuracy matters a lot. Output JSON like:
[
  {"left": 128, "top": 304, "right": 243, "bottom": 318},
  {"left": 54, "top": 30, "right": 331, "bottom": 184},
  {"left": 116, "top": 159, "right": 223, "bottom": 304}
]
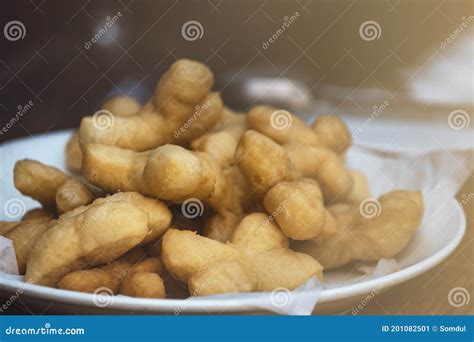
[{"left": 0, "top": 59, "right": 424, "bottom": 300}]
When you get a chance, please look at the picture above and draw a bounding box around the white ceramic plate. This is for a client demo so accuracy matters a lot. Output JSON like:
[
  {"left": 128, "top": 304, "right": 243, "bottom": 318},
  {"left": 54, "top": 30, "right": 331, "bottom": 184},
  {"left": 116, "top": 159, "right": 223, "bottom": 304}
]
[{"left": 0, "top": 131, "right": 467, "bottom": 314}]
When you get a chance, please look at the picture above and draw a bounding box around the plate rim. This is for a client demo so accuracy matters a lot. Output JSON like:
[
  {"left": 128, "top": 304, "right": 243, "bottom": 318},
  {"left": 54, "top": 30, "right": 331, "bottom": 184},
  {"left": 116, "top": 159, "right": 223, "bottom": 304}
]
[
  {"left": 0, "top": 131, "right": 467, "bottom": 313},
  {"left": 0, "top": 199, "right": 465, "bottom": 313}
]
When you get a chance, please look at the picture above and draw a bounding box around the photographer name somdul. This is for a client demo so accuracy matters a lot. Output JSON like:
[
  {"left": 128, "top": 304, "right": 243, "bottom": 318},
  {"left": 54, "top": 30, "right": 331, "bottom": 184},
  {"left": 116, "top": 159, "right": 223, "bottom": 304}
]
[{"left": 439, "top": 325, "right": 466, "bottom": 332}]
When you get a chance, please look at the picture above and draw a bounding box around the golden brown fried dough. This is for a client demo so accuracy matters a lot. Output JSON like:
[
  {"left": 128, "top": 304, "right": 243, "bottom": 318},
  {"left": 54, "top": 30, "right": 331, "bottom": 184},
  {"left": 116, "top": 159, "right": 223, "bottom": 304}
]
[
  {"left": 21, "top": 208, "right": 54, "bottom": 221},
  {"left": 203, "top": 211, "right": 242, "bottom": 243},
  {"left": 142, "top": 145, "right": 222, "bottom": 203},
  {"left": 79, "top": 59, "right": 222, "bottom": 151},
  {"left": 162, "top": 228, "right": 236, "bottom": 282},
  {"left": 57, "top": 247, "right": 145, "bottom": 292},
  {"left": 0, "top": 208, "right": 54, "bottom": 274},
  {"left": 235, "top": 130, "right": 298, "bottom": 197},
  {"left": 311, "top": 115, "right": 352, "bottom": 154},
  {"left": 58, "top": 269, "right": 120, "bottom": 293},
  {"left": 56, "top": 179, "right": 95, "bottom": 214},
  {"left": 191, "top": 130, "right": 241, "bottom": 167},
  {"left": 14, "top": 159, "right": 69, "bottom": 208},
  {"left": 189, "top": 114, "right": 252, "bottom": 235},
  {"left": 170, "top": 93, "right": 224, "bottom": 145},
  {"left": 131, "top": 256, "right": 164, "bottom": 274},
  {"left": 6, "top": 56, "right": 428, "bottom": 302},
  {"left": 246, "top": 106, "right": 351, "bottom": 155},
  {"left": 263, "top": 179, "right": 328, "bottom": 240},
  {"left": 59, "top": 256, "right": 166, "bottom": 299},
  {"left": 82, "top": 143, "right": 240, "bottom": 214},
  {"left": 190, "top": 107, "right": 247, "bottom": 167},
  {"left": 0, "top": 208, "right": 53, "bottom": 264},
  {"left": 120, "top": 273, "right": 166, "bottom": 299},
  {"left": 208, "top": 166, "right": 254, "bottom": 216},
  {"left": 60, "top": 192, "right": 172, "bottom": 244},
  {"left": 188, "top": 249, "right": 321, "bottom": 296},
  {"left": 81, "top": 144, "right": 147, "bottom": 193},
  {"left": 66, "top": 97, "right": 140, "bottom": 173},
  {"left": 5, "top": 220, "right": 50, "bottom": 274},
  {"left": 25, "top": 201, "right": 150, "bottom": 286},
  {"left": 284, "top": 144, "right": 353, "bottom": 203},
  {"left": 235, "top": 131, "right": 335, "bottom": 240},
  {"left": 101, "top": 96, "right": 141, "bottom": 117},
  {"left": 82, "top": 144, "right": 205, "bottom": 200},
  {"left": 80, "top": 111, "right": 165, "bottom": 152},
  {"left": 153, "top": 59, "right": 213, "bottom": 111},
  {"left": 0, "top": 221, "right": 19, "bottom": 236},
  {"left": 293, "top": 190, "right": 424, "bottom": 269},
  {"left": 162, "top": 213, "right": 323, "bottom": 296},
  {"left": 14, "top": 159, "right": 94, "bottom": 213},
  {"left": 0, "top": 208, "right": 53, "bottom": 274},
  {"left": 93, "top": 192, "right": 172, "bottom": 243},
  {"left": 231, "top": 213, "right": 288, "bottom": 252},
  {"left": 65, "top": 132, "right": 83, "bottom": 173},
  {"left": 214, "top": 107, "right": 246, "bottom": 130},
  {"left": 246, "top": 105, "right": 320, "bottom": 146},
  {"left": 131, "top": 251, "right": 188, "bottom": 298}
]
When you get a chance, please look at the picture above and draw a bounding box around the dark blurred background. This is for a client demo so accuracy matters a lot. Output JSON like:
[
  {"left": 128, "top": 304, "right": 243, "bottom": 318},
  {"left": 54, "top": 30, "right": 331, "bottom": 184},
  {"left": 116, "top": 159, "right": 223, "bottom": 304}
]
[{"left": 0, "top": 0, "right": 472, "bottom": 142}]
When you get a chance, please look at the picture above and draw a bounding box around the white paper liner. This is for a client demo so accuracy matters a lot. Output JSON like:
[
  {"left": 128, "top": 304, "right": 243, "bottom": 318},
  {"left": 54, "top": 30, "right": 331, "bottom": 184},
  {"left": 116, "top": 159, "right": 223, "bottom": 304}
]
[
  {"left": 357, "top": 259, "right": 401, "bottom": 278},
  {"left": 0, "top": 146, "right": 472, "bottom": 315},
  {"left": 204, "top": 276, "right": 324, "bottom": 315},
  {"left": 153, "top": 276, "right": 324, "bottom": 315},
  {"left": 0, "top": 236, "right": 19, "bottom": 275}
]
